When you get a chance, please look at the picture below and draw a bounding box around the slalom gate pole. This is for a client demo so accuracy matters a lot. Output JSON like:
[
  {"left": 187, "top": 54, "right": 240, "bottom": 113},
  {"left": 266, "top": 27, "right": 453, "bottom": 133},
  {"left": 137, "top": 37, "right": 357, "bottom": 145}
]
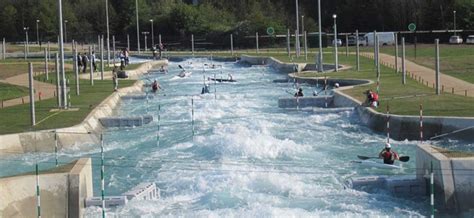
[
  {"left": 157, "top": 105, "right": 160, "bottom": 146},
  {"left": 324, "top": 76, "right": 328, "bottom": 108},
  {"left": 36, "top": 163, "right": 41, "bottom": 218},
  {"left": 191, "top": 98, "right": 195, "bottom": 137},
  {"left": 420, "top": 104, "right": 424, "bottom": 143},
  {"left": 54, "top": 131, "right": 58, "bottom": 166},
  {"left": 430, "top": 161, "right": 435, "bottom": 218},
  {"left": 214, "top": 73, "right": 217, "bottom": 100},
  {"left": 100, "top": 134, "right": 105, "bottom": 218},
  {"left": 386, "top": 104, "right": 390, "bottom": 143}
]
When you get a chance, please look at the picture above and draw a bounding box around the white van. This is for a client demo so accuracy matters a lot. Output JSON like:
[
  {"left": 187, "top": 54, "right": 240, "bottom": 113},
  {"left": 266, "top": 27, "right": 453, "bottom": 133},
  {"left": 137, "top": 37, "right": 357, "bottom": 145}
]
[{"left": 364, "top": 32, "right": 396, "bottom": 46}]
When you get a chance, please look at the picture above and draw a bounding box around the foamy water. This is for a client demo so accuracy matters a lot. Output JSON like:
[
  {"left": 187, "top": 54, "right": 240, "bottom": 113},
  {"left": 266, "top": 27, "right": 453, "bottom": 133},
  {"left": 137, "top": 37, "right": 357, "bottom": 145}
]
[{"left": 0, "top": 58, "right": 429, "bottom": 216}]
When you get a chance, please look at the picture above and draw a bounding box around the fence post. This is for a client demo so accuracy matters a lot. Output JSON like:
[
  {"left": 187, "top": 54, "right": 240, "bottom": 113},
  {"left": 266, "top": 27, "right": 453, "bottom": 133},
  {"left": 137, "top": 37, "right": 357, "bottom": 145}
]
[
  {"left": 230, "top": 34, "right": 234, "bottom": 55},
  {"left": 256, "top": 32, "right": 259, "bottom": 54},
  {"left": 356, "top": 30, "right": 360, "bottom": 71},
  {"left": 191, "top": 34, "right": 194, "bottom": 56},
  {"left": 286, "top": 29, "right": 291, "bottom": 57},
  {"left": 435, "top": 39, "right": 440, "bottom": 95},
  {"left": 402, "top": 37, "right": 406, "bottom": 85},
  {"left": 28, "top": 63, "right": 36, "bottom": 126},
  {"left": 395, "top": 33, "right": 399, "bottom": 73}
]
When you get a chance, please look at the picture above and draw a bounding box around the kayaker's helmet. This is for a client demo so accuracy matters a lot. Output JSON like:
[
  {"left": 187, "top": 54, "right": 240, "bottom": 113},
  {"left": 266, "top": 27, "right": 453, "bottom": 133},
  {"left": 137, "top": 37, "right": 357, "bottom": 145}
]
[
  {"left": 335, "top": 83, "right": 340, "bottom": 88},
  {"left": 385, "top": 143, "right": 391, "bottom": 149},
  {"left": 299, "top": 88, "right": 303, "bottom": 92}
]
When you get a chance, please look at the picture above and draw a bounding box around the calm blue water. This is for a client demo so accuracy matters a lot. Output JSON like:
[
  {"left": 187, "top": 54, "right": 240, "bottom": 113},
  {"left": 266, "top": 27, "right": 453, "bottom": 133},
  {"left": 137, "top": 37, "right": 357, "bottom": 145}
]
[{"left": 0, "top": 58, "right": 429, "bottom": 216}]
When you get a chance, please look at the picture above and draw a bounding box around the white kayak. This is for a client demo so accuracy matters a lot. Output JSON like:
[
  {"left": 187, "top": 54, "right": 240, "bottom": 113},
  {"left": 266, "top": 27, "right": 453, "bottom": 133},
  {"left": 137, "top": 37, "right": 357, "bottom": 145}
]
[
  {"left": 352, "top": 160, "right": 402, "bottom": 169},
  {"left": 178, "top": 71, "right": 192, "bottom": 78}
]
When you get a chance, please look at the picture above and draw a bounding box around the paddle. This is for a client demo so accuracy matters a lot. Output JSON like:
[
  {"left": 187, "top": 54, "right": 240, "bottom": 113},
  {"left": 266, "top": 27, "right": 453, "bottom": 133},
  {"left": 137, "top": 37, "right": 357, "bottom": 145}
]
[{"left": 357, "top": 155, "right": 410, "bottom": 162}]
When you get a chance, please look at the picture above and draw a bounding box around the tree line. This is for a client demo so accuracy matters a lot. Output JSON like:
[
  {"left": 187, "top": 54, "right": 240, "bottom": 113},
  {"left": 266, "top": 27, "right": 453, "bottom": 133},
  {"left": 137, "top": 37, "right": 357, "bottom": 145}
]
[{"left": 0, "top": 0, "right": 473, "bottom": 45}]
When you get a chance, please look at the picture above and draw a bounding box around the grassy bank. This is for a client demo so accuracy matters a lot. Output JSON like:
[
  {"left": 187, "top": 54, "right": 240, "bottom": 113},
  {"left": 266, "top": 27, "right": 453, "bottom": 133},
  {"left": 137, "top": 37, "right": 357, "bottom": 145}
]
[
  {"left": 0, "top": 70, "right": 136, "bottom": 134},
  {"left": 0, "top": 82, "right": 28, "bottom": 101},
  {"left": 359, "top": 43, "right": 474, "bottom": 83}
]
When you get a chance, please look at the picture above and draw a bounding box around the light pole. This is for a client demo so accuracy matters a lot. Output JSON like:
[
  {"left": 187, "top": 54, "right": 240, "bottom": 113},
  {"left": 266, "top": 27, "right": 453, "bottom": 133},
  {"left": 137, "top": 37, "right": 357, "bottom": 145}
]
[
  {"left": 453, "top": 10, "right": 457, "bottom": 36},
  {"left": 142, "top": 32, "right": 149, "bottom": 51},
  {"left": 136, "top": 0, "right": 140, "bottom": 54},
  {"left": 105, "top": 0, "right": 110, "bottom": 65},
  {"left": 333, "top": 14, "right": 338, "bottom": 72},
  {"left": 58, "top": 0, "right": 67, "bottom": 108},
  {"left": 23, "top": 27, "right": 29, "bottom": 59},
  {"left": 317, "top": 0, "right": 323, "bottom": 72},
  {"left": 64, "top": 20, "right": 68, "bottom": 44},
  {"left": 301, "top": 15, "right": 305, "bottom": 36},
  {"left": 150, "top": 19, "right": 154, "bottom": 47},
  {"left": 36, "top": 20, "right": 40, "bottom": 47},
  {"left": 295, "top": 0, "right": 300, "bottom": 56}
]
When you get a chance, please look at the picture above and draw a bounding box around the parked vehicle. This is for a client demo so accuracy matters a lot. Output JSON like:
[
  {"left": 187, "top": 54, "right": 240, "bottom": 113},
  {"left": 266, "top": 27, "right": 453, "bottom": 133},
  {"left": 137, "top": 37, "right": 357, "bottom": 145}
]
[
  {"left": 449, "top": 35, "right": 463, "bottom": 44},
  {"left": 348, "top": 36, "right": 367, "bottom": 46},
  {"left": 332, "top": 39, "right": 342, "bottom": 46},
  {"left": 364, "top": 32, "right": 396, "bottom": 46},
  {"left": 466, "top": 35, "right": 474, "bottom": 44}
]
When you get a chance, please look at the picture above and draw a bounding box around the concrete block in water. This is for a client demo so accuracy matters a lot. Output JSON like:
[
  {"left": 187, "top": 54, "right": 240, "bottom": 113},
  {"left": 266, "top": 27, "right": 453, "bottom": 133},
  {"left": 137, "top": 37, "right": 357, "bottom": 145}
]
[
  {"left": 99, "top": 115, "right": 153, "bottom": 128},
  {"left": 278, "top": 96, "right": 334, "bottom": 108},
  {"left": 123, "top": 182, "right": 160, "bottom": 200},
  {"left": 346, "top": 175, "right": 425, "bottom": 197},
  {"left": 312, "top": 107, "right": 354, "bottom": 114},
  {"left": 121, "top": 94, "right": 154, "bottom": 100},
  {"left": 85, "top": 196, "right": 128, "bottom": 207}
]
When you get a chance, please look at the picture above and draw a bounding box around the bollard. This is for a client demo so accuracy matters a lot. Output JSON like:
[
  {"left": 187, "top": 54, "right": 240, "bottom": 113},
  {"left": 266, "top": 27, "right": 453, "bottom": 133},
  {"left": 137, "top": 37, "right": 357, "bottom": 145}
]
[
  {"left": 442, "top": 85, "right": 444, "bottom": 92},
  {"left": 452, "top": 88, "right": 454, "bottom": 94},
  {"left": 345, "top": 34, "right": 349, "bottom": 56},
  {"left": 465, "top": 90, "right": 468, "bottom": 97},
  {"left": 22, "top": 97, "right": 25, "bottom": 104}
]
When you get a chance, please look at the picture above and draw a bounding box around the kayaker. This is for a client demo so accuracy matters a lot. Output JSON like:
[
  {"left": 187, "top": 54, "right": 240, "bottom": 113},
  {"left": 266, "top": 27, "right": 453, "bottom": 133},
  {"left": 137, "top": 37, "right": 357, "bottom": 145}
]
[
  {"left": 294, "top": 88, "right": 304, "bottom": 97},
  {"left": 152, "top": 80, "right": 161, "bottom": 92},
  {"left": 378, "top": 143, "right": 399, "bottom": 165}
]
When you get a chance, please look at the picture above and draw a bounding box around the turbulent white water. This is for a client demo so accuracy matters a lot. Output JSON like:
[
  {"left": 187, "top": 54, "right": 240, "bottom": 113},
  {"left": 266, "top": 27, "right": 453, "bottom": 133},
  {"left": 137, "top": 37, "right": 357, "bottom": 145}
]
[{"left": 0, "top": 58, "right": 430, "bottom": 216}]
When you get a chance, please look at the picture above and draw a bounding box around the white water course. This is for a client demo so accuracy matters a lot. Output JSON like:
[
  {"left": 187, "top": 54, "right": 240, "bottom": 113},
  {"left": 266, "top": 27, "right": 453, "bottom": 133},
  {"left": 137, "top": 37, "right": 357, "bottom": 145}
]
[{"left": 1, "top": 58, "right": 429, "bottom": 216}]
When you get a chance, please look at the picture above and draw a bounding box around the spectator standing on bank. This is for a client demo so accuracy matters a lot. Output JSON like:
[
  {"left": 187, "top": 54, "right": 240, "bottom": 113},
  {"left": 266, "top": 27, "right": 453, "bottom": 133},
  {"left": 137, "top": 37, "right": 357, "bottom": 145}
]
[
  {"left": 82, "top": 53, "right": 89, "bottom": 73},
  {"left": 91, "top": 51, "right": 97, "bottom": 72},
  {"left": 124, "top": 49, "right": 130, "bottom": 66},
  {"left": 112, "top": 66, "right": 119, "bottom": 91},
  {"left": 158, "top": 43, "right": 164, "bottom": 59},
  {"left": 77, "top": 53, "right": 83, "bottom": 72}
]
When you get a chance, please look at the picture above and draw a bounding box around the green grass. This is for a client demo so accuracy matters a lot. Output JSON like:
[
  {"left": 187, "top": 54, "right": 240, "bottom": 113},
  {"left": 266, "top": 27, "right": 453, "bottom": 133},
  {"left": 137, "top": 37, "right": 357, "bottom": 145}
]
[
  {"left": 0, "top": 82, "right": 29, "bottom": 101},
  {"left": 287, "top": 52, "right": 474, "bottom": 117},
  {"left": 360, "top": 43, "right": 474, "bottom": 83},
  {"left": 0, "top": 70, "right": 136, "bottom": 134}
]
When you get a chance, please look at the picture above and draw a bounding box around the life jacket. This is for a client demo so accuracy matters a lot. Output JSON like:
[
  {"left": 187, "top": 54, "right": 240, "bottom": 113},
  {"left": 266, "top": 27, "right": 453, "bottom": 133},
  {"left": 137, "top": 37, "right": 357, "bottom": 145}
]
[{"left": 372, "top": 93, "right": 379, "bottom": 101}]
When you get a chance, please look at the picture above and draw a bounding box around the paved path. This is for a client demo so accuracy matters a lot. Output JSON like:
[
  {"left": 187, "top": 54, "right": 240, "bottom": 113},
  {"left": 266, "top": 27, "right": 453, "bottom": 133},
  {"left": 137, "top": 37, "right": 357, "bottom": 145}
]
[
  {"left": 0, "top": 72, "right": 57, "bottom": 108},
  {"left": 361, "top": 52, "right": 474, "bottom": 97}
]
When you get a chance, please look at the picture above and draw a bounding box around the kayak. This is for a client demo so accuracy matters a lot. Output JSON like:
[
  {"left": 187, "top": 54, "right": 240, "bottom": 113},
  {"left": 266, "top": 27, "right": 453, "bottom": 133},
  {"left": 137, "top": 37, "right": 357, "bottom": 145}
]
[
  {"left": 351, "top": 160, "right": 402, "bottom": 169},
  {"left": 208, "top": 78, "right": 236, "bottom": 82},
  {"left": 178, "top": 71, "right": 192, "bottom": 78}
]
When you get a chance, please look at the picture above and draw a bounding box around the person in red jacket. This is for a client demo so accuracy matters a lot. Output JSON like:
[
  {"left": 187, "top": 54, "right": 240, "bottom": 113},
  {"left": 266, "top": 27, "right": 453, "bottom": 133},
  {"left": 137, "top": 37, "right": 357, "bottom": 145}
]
[{"left": 379, "top": 143, "right": 399, "bottom": 165}]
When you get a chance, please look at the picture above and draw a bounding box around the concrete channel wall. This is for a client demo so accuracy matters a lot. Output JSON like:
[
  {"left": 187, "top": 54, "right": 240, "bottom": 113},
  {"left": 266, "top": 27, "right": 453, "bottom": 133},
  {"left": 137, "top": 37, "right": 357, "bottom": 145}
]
[
  {"left": 0, "top": 158, "right": 93, "bottom": 217},
  {"left": 0, "top": 60, "right": 166, "bottom": 155},
  {"left": 416, "top": 144, "right": 474, "bottom": 213}
]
